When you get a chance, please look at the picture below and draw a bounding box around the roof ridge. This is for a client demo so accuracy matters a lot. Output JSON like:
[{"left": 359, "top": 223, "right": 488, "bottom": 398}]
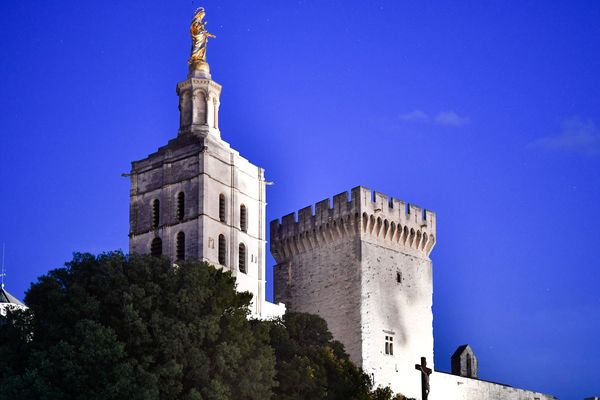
[{"left": 0, "top": 287, "right": 25, "bottom": 306}]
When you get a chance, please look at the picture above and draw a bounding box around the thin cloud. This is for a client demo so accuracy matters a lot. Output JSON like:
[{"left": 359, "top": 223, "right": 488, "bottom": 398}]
[
  {"left": 398, "top": 110, "right": 470, "bottom": 127},
  {"left": 531, "top": 117, "right": 600, "bottom": 156},
  {"left": 433, "top": 111, "right": 471, "bottom": 127},
  {"left": 399, "top": 110, "right": 429, "bottom": 122}
]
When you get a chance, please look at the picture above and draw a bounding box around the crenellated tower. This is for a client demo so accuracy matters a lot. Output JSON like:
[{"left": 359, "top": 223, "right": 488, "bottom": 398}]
[
  {"left": 270, "top": 186, "right": 436, "bottom": 398},
  {"left": 128, "top": 8, "right": 284, "bottom": 319}
]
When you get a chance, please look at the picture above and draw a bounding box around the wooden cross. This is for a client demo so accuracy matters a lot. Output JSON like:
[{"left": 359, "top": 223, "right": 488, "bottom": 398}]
[{"left": 415, "top": 356, "right": 432, "bottom": 400}]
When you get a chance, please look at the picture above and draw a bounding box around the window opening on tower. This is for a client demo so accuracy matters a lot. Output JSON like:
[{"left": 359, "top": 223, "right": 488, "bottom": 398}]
[
  {"left": 385, "top": 335, "right": 394, "bottom": 355},
  {"left": 176, "top": 232, "right": 185, "bottom": 260},
  {"left": 176, "top": 192, "right": 185, "bottom": 222},
  {"left": 218, "top": 234, "right": 226, "bottom": 265},
  {"left": 151, "top": 237, "right": 162, "bottom": 257},
  {"left": 152, "top": 199, "right": 160, "bottom": 229},
  {"left": 219, "top": 194, "right": 226, "bottom": 223},
  {"left": 240, "top": 204, "right": 247, "bottom": 232},
  {"left": 239, "top": 243, "right": 246, "bottom": 273}
]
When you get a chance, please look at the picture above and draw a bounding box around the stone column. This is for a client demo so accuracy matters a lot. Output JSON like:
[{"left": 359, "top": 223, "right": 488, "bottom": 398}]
[
  {"left": 213, "top": 98, "right": 220, "bottom": 129},
  {"left": 206, "top": 94, "right": 214, "bottom": 128}
]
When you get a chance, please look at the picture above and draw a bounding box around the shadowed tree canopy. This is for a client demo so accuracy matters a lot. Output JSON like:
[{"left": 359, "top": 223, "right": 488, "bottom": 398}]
[
  {"left": 266, "top": 312, "right": 410, "bottom": 400},
  {"left": 0, "top": 252, "right": 410, "bottom": 400},
  {"left": 0, "top": 252, "right": 276, "bottom": 400}
]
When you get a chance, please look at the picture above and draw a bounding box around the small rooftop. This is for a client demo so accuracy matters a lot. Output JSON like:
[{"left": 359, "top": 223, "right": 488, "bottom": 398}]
[
  {"left": 451, "top": 344, "right": 474, "bottom": 359},
  {"left": 0, "top": 287, "right": 25, "bottom": 307}
]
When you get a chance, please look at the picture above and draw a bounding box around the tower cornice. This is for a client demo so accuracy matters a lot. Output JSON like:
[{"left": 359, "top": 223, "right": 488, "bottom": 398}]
[{"left": 176, "top": 78, "right": 222, "bottom": 93}]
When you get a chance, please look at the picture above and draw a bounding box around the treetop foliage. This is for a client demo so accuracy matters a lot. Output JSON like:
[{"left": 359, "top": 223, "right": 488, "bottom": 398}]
[
  {"left": 0, "top": 252, "right": 275, "bottom": 400},
  {"left": 0, "top": 252, "right": 408, "bottom": 400}
]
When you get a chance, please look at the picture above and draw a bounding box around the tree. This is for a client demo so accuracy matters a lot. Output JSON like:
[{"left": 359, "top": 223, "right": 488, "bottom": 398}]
[
  {"left": 370, "top": 387, "right": 413, "bottom": 400},
  {"left": 266, "top": 312, "right": 373, "bottom": 400},
  {"left": 265, "top": 312, "right": 412, "bottom": 400},
  {"left": 0, "top": 252, "right": 276, "bottom": 400}
]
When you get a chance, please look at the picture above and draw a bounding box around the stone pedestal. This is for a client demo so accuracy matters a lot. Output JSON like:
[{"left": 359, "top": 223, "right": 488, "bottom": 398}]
[{"left": 188, "top": 60, "right": 211, "bottom": 79}]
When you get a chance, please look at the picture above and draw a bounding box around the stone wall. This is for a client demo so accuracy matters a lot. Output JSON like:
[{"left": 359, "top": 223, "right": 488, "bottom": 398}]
[
  {"left": 128, "top": 136, "right": 203, "bottom": 259},
  {"left": 360, "top": 240, "right": 433, "bottom": 399},
  {"left": 274, "top": 236, "right": 364, "bottom": 363},
  {"left": 430, "top": 372, "right": 557, "bottom": 400}
]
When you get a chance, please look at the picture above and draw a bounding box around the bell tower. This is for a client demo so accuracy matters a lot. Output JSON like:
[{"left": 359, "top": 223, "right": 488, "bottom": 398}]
[{"left": 128, "top": 9, "right": 284, "bottom": 319}]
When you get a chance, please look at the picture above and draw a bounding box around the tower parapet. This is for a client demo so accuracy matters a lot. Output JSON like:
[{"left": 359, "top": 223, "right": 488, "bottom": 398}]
[{"left": 270, "top": 186, "right": 436, "bottom": 263}]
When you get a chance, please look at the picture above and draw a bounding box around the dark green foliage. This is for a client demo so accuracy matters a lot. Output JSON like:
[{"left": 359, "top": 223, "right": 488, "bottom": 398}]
[
  {"left": 370, "top": 387, "right": 413, "bottom": 400},
  {"left": 266, "top": 312, "right": 374, "bottom": 400},
  {"left": 0, "top": 252, "right": 276, "bottom": 400},
  {"left": 0, "top": 252, "right": 408, "bottom": 400}
]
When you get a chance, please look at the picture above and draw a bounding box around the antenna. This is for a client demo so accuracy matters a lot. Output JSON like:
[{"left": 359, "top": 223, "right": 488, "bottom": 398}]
[{"left": 1, "top": 243, "right": 5, "bottom": 289}]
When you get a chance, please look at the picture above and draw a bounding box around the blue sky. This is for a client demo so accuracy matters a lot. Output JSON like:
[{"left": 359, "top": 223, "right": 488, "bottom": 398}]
[{"left": 1, "top": 1, "right": 599, "bottom": 399}]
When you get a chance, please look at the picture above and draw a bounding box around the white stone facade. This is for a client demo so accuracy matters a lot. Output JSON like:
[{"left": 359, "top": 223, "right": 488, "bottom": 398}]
[
  {"left": 271, "top": 187, "right": 557, "bottom": 400},
  {"left": 430, "top": 372, "right": 556, "bottom": 400},
  {"left": 128, "top": 68, "right": 284, "bottom": 320},
  {"left": 271, "top": 186, "right": 435, "bottom": 398}
]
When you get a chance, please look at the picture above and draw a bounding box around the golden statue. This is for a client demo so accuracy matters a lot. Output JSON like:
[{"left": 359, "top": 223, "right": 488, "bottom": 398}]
[{"left": 188, "top": 8, "right": 215, "bottom": 68}]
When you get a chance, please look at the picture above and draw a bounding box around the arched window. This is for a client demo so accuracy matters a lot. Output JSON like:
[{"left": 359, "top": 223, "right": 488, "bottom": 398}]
[
  {"left": 176, "top": 232, "right": 185, "bottom": 261},
  {"left": 219, "top": 194, "right": 226, "bottom": 223},
  {"left": 152, "top": 199, "right": 160, "bottom": 229},
  {"left": 240, "top": 204, "right": 247, "bottom": 232},
  {"left": 238, "top": 243, "right": 246, "bottom": 273},
  {"left": 176, "top": 192, "right": 185, "bottom": 222},
  {"left": 150, "top": 237, "right": 162, "bottom": 257},
  {"left": 218, "top": 234, "right": 226, "bottom": 266}
]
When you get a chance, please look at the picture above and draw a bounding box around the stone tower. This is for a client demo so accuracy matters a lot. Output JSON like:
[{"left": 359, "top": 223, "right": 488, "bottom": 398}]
[
  {"left": 270, "top": 186, "right": 436, "bottom": 398},
  {"left": 128, "top": 10, "right": 284, "bottom": 319},
  {"left": 451, "top": 344, "right": 478, "bottom": 378}
]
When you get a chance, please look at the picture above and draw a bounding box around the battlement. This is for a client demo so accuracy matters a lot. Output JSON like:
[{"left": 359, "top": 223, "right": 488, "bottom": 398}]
[{"left": 270, "top": 186, "right": 436, "bottom": 262}]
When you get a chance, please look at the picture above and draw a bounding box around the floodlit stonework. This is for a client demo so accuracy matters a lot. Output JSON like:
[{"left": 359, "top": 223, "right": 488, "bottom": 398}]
[
  {"left": 271, "top": 187, "right": 435, "bottom": 398},
  {"left": 430, "top": 372, "right": 555, "bottom": 400},
  {"left": 271, "top": 189, "right": 556, "bottom": 399},
  {"left": 127, "top": 10, "right": 558, "bottom": 398},
  {"left": 128, "top": 43, "right": 284, "bottom": 320}
]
